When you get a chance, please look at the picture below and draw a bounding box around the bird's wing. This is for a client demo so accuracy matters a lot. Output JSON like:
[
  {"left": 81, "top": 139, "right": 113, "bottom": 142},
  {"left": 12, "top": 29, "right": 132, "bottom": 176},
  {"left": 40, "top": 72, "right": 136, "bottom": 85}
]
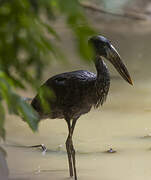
[
  {"left": 31, "top": 70, "right": 96, "bottom": 116},
  {"left": 44, "top": 70, "right": 96, "bottom": 99},
  {"left": 45, "top": 70, "right": 95, "bottom": 86}
]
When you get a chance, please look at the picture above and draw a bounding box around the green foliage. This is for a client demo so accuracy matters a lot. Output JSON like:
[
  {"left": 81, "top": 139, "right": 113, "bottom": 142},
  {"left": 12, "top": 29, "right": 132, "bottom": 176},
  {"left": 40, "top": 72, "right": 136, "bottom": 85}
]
[
  {"left": 37, "top": 85, "right": 56, "bottom": 114},
  {"left": 17, "top": 97, "right": 39, "bottom": 131},
  {"left": 0, "top": 71, "right": 39, "bottom": 132},
  {"left": 0, "top": 0, "right": 96, "bottom": 139},
  {"left": 57, "top": 0, "right": 95, "bottom": 60}
]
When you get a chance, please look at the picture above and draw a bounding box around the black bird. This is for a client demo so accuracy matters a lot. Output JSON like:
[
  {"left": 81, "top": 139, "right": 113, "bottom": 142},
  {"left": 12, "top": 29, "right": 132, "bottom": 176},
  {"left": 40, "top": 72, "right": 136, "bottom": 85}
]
[{"left": 31, "top": 35, "right": 133, "bottom": 180}]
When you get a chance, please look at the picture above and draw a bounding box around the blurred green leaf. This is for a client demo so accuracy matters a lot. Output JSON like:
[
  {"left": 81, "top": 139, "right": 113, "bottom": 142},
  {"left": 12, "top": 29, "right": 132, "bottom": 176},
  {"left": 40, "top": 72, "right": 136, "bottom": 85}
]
[
  {"left": 37, "top": 85, "right": 56, "bottom": 114},
  {"left": 41, "top": 22, "right": 60, "bottom": 40},
  {"left": 0, "top": 72, "right": 39, "bottom": 132},
  {"left": 17, "top": 97, "right": 39, "bottom": 131},
  {"left": 0, "top": 0, "right": 96, "bottom": 139}
]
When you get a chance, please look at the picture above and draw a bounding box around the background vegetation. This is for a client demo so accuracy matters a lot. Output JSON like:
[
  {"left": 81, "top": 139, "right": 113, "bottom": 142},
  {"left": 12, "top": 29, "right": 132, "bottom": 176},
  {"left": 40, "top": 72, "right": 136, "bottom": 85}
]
[
  {"left": 0, "top": 0, "right": 95, "bottom": 139},
  {"left": 1, "top": 0, "right": 151, "bottom": 179},
  {"left": 1, "top": 0, "right": 151, "bottom": 139}
]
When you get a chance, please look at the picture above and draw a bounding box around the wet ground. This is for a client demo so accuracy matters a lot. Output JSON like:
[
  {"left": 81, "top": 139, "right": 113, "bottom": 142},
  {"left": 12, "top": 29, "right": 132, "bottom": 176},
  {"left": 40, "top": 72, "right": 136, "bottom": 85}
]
[{"left": 2, "top": 19, "right": 151, "bottom": 180}]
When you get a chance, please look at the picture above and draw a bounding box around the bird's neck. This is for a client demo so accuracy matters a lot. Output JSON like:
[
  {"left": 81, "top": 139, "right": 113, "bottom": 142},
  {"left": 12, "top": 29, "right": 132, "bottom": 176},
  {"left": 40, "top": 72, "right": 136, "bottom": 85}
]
[
  {"left": 94, "top": 55, "right": 110, "bottom": 108},
  {"left": 94, "top": 55, "right": 109, "bottom": 82}
]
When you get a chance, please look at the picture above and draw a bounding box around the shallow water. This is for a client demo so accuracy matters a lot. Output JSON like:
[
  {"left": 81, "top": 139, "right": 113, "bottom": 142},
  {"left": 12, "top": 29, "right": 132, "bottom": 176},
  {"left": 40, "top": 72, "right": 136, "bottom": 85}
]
[
  {"left": 3, "top": 78, "right": 151, "bottom": 180},
  {"left": 3, "top": 21, "right": 151, "bottom": 180}
]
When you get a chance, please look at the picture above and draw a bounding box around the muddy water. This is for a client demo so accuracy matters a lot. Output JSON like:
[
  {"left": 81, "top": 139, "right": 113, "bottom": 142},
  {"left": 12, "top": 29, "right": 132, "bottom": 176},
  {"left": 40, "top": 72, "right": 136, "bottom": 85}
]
[{"left": 3, "top": 23, "right": 151, "bottom": 180}]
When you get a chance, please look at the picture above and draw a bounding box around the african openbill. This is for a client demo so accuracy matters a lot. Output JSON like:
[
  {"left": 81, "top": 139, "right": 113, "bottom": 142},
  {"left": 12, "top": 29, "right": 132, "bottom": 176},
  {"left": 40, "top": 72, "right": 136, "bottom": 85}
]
[{"left": 31, "top": 35, "right": 133, "bottom": 180}]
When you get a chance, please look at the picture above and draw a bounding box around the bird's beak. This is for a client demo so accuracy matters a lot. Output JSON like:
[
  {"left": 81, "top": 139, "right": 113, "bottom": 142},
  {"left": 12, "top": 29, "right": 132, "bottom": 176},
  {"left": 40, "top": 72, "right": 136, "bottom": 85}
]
[{"left": 104, "top": 44, "right": 133, "bottom": 85}]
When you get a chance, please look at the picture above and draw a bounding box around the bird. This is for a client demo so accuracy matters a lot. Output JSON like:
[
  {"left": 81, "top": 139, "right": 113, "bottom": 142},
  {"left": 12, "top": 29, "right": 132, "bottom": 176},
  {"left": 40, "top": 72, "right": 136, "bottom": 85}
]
[{"left": 31, "top": 35, "right": 133, "bottom": 180}]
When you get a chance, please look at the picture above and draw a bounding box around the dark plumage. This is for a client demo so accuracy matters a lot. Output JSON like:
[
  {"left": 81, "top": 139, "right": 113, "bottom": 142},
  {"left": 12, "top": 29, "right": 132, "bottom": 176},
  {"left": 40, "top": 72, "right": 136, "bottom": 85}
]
[
  {"left": 31, "top": 35, "right": 132, "bottom": 180},
  {"left": 32, "top": 60, "right": 110, "bottom": 119}
]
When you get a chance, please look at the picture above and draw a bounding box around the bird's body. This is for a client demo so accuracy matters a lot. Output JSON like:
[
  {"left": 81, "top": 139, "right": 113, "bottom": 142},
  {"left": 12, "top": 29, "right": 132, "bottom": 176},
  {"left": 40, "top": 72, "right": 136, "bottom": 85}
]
[
  {"left": 31, "top": 57, "right": 110, "bottom": 120},
  {"left": 31, "top": 35, "right": 132, "bottom": 180}
]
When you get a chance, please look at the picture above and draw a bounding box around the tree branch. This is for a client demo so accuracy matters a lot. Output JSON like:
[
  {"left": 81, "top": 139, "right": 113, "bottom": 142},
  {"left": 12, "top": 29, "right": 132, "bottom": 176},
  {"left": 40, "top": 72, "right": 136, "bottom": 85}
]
[{"left": 80, "top": 2, "right": 146, "bottom": 21}]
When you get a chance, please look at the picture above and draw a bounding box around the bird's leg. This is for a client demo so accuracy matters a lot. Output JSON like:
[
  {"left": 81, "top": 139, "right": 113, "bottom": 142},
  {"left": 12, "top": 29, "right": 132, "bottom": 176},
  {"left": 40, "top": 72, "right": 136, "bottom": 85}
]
[
  {"left": 70, "top": 117, "right": 78, "bottom": 180},
  {"left": 65, "top": 119, "right": 73, "bottom": 177},
  {"left": 65, "top": 117, "right": 78, "bottom": 180}
]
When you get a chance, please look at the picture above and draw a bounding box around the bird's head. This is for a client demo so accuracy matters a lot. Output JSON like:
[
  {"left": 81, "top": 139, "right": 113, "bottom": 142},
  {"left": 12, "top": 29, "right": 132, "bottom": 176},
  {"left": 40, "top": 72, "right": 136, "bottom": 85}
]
[{"left": 89, "top": 35, "right": 133, "bottom": 85}]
